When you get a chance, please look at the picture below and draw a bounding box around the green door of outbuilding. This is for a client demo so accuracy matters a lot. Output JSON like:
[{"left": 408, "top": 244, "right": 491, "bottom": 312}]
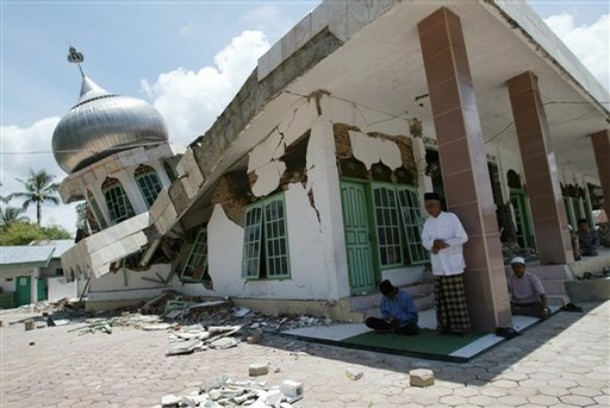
[
  {"left": 341, "top": 181, "right": 376, "bottom": 294},
  {"left": 15, "top": 275, "right": 32, "bottom": 306},
  {"left": 37, "top": 278, "right": 48, "bottom": 301}
]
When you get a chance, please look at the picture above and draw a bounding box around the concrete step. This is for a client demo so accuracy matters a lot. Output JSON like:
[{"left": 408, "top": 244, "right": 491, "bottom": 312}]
[
  {"left": 541, "top": 279, "right": 569, "bottom": 296},
  {"left": 349, "top": 282, "right": 433, "bottom": 312},
  {"left": 547, "top": 294, "right": 570, "bottom": 307}
]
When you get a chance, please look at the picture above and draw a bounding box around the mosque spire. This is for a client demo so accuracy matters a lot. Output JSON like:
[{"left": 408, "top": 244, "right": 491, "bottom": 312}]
[{"left": 67, "top": 46, "right": 85, "bottom": 77}]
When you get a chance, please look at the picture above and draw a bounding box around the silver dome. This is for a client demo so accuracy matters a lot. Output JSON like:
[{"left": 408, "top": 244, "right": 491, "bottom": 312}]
[{"left": 52, "top": 76, "right": 168, "bottom": 174}]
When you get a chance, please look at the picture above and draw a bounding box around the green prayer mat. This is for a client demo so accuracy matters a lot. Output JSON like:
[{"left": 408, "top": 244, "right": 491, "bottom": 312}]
[{"left": 342, "top": 329, "right": 485, "bottom": 360}]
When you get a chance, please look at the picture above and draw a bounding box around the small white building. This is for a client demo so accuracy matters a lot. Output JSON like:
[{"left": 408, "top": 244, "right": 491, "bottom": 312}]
[{"left": 0, "top": 240, "right": 84, "bottom": 307}]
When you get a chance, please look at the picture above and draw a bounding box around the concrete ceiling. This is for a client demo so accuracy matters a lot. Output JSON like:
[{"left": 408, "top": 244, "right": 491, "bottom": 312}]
[{"left": 268, "top": 1, "right": 610, "bottom": 182}]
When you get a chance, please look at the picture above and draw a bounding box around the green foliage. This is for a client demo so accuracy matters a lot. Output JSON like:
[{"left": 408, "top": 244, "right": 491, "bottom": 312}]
[
  {"left": 0, "top": 206, "right": 29, "bottom": 226},
  {"left": 0, "top": 221, "right": 71, "bottom": 246},
  {"left": 9, "top": 169, "right": 60, "bottom": 226}
]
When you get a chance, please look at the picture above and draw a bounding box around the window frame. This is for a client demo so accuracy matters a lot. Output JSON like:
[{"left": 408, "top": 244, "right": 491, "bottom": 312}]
[
  {"left": 135, "top": 166, "right": 163, "bottom": 208},
  {"left": 181, "top": 227, "right": 209, "bottom": 282},
  {"left": 348, "top": 178, "right": 428, "bottom": 270},
  {"left": 102, "top": 178, "right": 135, "bottom": 223},
  {"left": 242, "top": 193, "right": 291, "bottom": 280}
]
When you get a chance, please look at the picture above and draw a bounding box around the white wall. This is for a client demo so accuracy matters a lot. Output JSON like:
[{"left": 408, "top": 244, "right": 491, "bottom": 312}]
[
  {"left": 47, "top": 276, "right": 79, "bottom": 300},
  {"left": 87, "top": 263, "right": 176, "bottom": 302}
]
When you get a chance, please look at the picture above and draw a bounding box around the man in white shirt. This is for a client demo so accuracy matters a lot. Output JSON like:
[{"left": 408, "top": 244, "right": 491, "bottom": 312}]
[
  {"left": 421, "top": 192, "right": 471, "bottom": 334},
  {"left": 508, "top": 256, "right": 549, "bottom": 319}
]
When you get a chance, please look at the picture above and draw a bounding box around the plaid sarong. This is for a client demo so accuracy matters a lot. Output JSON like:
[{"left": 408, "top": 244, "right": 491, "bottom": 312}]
[{"left": 434, "top": 274, "right": 471, "bottom": 333}]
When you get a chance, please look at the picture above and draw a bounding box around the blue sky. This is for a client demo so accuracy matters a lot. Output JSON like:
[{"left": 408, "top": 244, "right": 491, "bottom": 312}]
[{"left": 1, "top": 0, "right": 608, "bottom": 233}]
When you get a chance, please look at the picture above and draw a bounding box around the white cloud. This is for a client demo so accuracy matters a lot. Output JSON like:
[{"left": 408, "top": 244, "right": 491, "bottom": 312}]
[
  {"left": 141, "top": 30, "right": 271, "bottom": 142},
  {"left": 0, "top": 117, "right": 78, "bottom": 233},
  {"left": 544, "top": 13, "right": 610, "bottom": 90},
  {"left": 239, "top": 5, "right": 294, "bottom": 41}
]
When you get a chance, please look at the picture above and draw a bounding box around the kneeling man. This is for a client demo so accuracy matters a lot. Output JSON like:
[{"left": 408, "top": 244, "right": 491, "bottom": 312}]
[
  {"left": 508, "top": 257, "right": 549, "bottom": 319},
  {"left": 365, "top": 280, "right": 419, "bottom": 335}
]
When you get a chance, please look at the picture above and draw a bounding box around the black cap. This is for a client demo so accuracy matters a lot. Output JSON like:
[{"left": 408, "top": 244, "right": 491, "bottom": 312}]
[
  {"left": 379, "top": 280, "right": 395, "bottom": 296},
  {"left": 424, "top": 192, "right": 441, "bottom": 201}
]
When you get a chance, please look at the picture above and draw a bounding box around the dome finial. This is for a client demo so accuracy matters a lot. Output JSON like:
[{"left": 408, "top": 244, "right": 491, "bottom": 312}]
[{"left": 67, "top": 46, "right": 85, "bottom": 78}]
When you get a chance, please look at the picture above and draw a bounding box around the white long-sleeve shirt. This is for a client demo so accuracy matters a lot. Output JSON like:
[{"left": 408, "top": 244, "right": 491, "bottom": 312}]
[{"left": 421, "top": 211, "right": 468, "bottom": 276}]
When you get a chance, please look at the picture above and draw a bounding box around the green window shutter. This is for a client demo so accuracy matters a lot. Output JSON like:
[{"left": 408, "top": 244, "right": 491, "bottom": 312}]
[
  {"left": 264, "top": 195, "right": 290, "bottom": 278},
  {"left": 135, "top": 167, "right": 163, "bottom": 208},
  {"left": 181, "top": 228, "right": 208, "bottom": 281},
  {"left": 102, "top": 179, "right": 135, "bottom": 223},
  {"left": 242, "top": 203, "right": 263, "bottom": 278},
  {"left": 371, "top": 183, "right": 403, "bottom": 268},
  {"left": 89, "top": 197, "right": 108, "bottom": 229},
  {"left": 397, "top": 186, "right": 429, "bottom": 264}
]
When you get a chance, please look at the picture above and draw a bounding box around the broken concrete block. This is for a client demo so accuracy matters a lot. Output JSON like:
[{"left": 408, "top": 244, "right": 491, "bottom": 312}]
[
  {"left": 24, "top": 319, "right": 35, "bottom": 331},
  {"left": 166, "top": 339, "right": 201, "bottom": 356},
  {"left": 259, "top": 389, "right": 282, "bottom": 407},
  {"left": 280, "top": 380, "right": 303, "bottom": 400},
  {"left": 409, "top": 368, "right": 435, "bottom": 387},
  {"left": 209, "top": 337, "right": 239, "bottom": 350},
  {"left": 161, "top": 394, "right": 181, "bottom": 407},
  {"left": 345, "top": 367, "right": 363, "bottom": 381},
  {"left": 249, "top": 362, "right": 269, "bottom": 377}
]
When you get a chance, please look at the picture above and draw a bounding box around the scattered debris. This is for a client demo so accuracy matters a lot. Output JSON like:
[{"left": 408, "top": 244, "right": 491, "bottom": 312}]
[
  {"left": 163, "top": 375, "right": 303, "bottom": 407},
  {"left": 279, "top": 380, "right": 303, "bottom": 403},
  {"left": 24, "top": 319, "right": 35, "bottom": 331},
  {"left": 345, "top": 367, "right": 363, "bottom": 381},
  {"left": 409, "top": 368, "right": 435, "bottom": 387},
  {"left": 29, "top": 341, "right": 35, "bottom": 346}
]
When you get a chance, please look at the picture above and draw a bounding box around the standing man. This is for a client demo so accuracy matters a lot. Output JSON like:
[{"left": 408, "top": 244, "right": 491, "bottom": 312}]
[
  {"left": 421, "top": 192, "right": 471, "bottom": 334},
  {"left": 507, "top": 257, "right": 549, "bottom": 319}
]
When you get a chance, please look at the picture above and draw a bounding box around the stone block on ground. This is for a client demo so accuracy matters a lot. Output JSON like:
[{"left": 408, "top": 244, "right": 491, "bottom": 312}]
[
  {"left": 249, "top": 362, "right": 269, "bottom": 377},
  {"left": 280, "top": 379, "right": 304, "bottom": 401},
  {"left": 409, "top": 368, "right": 435, "bottom": 387},
  {"left": 345, "top": 367, "right": 363, "bottom": 381},
  {"left": 161, "top": 394, "right": 181, "bottom": 407},
  {"left": 24, "top": 319, "right": 35, "bottom": 331}
]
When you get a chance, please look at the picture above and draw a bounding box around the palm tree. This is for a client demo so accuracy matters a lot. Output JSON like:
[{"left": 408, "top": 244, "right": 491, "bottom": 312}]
[
  {"left": 0, "top": 182, "right": 8, "bottom": 204},
  {"left": 9, "top": 169, "right": 60, "bottom": 226},
  {"left": 0, "top": 206, "right": 29, "bottom": 226}
]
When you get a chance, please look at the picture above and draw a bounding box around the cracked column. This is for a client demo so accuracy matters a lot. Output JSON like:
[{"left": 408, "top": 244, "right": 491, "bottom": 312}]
[
  {"left": 418, "top": 7, "right": 511, "bottom": 331},
  {"left": 591, "top": 130, "right": 610, "bottom": 206},
  {"left": 507, "top": 71, "right": 573, "bottom": 264}
]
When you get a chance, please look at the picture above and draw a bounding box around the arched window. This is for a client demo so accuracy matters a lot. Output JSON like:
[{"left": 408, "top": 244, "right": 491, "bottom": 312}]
[
  {"left": 134, "top": 165, "right": 163, "bottom": 207},
  {"left": 102, "top": 177, "right": 134, "bottom": 223},
  {"left": 86, "top": 190, "right": 107, "bottom": 230}
]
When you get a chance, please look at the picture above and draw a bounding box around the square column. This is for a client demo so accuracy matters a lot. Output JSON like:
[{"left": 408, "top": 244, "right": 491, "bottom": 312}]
[
  {"left": 418, "top": 7, "right": 511, "bottom": 332},
  {"left": 507, "top": 72, "right": 574, "bottom": 264},
  {"left": 591, "top": 130, "right": 610, "bottom": 207}
]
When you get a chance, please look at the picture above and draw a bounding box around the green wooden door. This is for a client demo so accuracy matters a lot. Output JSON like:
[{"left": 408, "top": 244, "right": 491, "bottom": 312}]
[
  {"left": 15, "top": 275, "right": 32, "bottom": 306},
  {"left": 341, "top": 181, "right": 375, "bottom": 294},
  {"left": 37, "top": 278, "right": 48, "bottom": 301},
  {"left": 510, "top": 189, "right": 534, "bottom": 248}
]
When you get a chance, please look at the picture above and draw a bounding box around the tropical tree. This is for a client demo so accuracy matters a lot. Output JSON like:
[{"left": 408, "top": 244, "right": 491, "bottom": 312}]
[
  {"left": 0, "top": 221, "right": 71, "bottom": 246},
  {"left": 0, "top": 206, "right": 30, "bottom": 226},
  {"left": 9, "top": 169, "right": 60, "bottom": 226}
]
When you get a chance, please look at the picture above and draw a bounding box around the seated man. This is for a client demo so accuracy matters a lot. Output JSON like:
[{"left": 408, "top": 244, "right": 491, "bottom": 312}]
[
  {"left": 577, "top": 219, "right": 600, "bottom": 256},
  {"left": 365, "top": 280, "right": 419, "bottom": 335},
  {"left": 508, "top": 257, "right": 549, "bottom": 319}
]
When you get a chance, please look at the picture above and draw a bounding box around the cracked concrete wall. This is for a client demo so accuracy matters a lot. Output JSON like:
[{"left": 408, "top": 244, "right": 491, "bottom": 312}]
[{"left": 348, "top": 130, "right": 402, "bottom": 170}]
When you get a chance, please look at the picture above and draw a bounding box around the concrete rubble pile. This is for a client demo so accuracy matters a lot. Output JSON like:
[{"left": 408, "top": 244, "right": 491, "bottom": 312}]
[
  {"left": 12, "top": 290, "right": 337, "bottom": 342},
  {"left": 161, "top": 374, "right": 303, "bottom": 408}
]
